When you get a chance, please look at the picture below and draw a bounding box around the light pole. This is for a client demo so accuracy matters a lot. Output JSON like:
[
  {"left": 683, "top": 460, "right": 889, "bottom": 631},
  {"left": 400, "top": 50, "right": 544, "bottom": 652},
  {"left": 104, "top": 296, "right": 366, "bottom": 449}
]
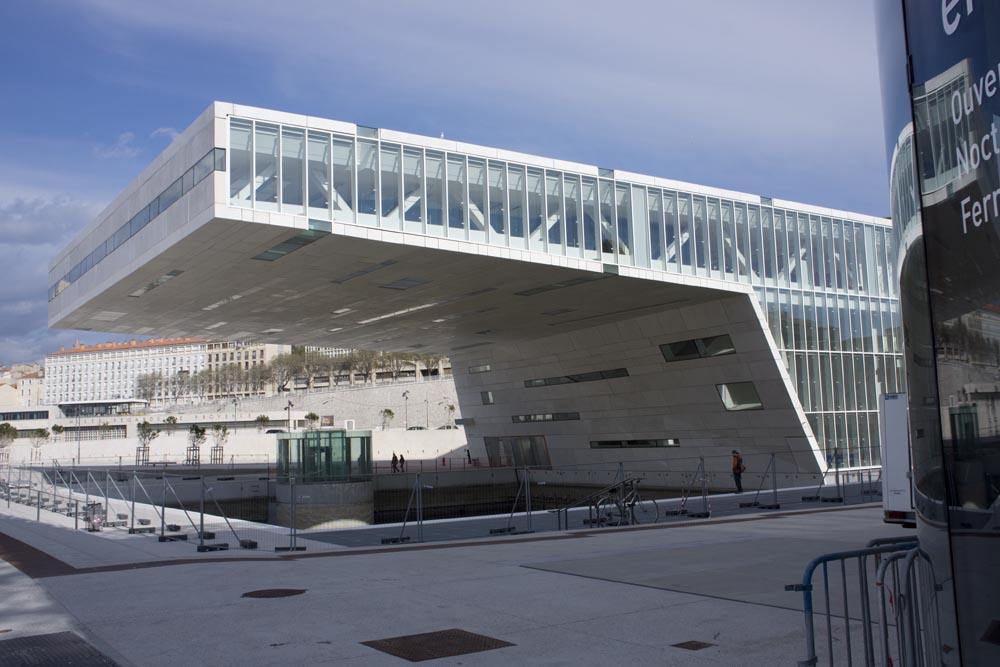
[
  {"left": 286, "top": 400, "right": 294, "bottom": 432},
  {"left": 233, "top": 398, "right": 238, "bottom": 422},
  {"left": 424, "top": 399, "right": 429, "bottom": 429},
  {"left": 402, "top": 390, "right": 409, "bottom": 429}
]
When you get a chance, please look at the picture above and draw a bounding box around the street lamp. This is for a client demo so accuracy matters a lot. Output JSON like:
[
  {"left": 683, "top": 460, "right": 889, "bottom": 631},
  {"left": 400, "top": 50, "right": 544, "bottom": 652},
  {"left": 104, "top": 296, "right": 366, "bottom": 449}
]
[
  {"left": 424, "top": 398, "right": 429, "bottom": 429},
  {"left": 402, "top": 390, "right": 410, "bottom": 429},
  {"left": 286, "top": 400, "right": 294, "bottom": 432}
]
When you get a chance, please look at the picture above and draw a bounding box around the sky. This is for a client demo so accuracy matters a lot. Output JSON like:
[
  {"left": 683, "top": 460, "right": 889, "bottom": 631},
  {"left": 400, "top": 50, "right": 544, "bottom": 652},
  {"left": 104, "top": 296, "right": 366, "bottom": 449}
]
[{"left": 0, "top": 0, "right": 889, "bottom": 366}]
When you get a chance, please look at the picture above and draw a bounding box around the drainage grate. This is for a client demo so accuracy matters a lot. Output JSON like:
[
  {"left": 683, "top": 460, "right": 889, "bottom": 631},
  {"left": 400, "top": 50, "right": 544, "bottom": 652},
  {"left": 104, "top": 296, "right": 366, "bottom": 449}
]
[
  {"left": 0, "top": 631, "right": 121, "bottom": 666},
  {"left": 362, "top": 628, "right": 515, "bottom": 662},
  {"left": 672, "top": 640, "right": 715, "bottom": 651},
  {"left": 242, "top": 588, "right": 307, "bottom": 599}
]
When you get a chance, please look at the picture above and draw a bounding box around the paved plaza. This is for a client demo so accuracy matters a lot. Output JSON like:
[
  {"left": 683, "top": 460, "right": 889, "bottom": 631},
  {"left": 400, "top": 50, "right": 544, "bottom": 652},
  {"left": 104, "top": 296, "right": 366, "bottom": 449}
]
[{"left": 0, "top": 495, "right": 910, "bottom": 666}]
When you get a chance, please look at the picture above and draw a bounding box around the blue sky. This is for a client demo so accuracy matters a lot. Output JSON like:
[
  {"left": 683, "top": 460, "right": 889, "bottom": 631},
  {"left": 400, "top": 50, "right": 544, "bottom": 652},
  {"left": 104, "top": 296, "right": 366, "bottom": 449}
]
[{"left": 0, "top": 0, "right": 887, "bottom": 365}]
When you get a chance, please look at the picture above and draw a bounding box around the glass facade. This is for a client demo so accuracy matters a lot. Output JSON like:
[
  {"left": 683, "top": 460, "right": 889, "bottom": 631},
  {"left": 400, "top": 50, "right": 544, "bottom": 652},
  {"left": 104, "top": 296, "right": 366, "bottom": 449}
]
[
  {"left": 276, "top": 430, "right": 372, "bottom": 483},
  {"left": 228, "top": 116, "right": 900, "bottom": 468},
  {"left": 50, "top": 147, "right": 226, "bottom": 302}
]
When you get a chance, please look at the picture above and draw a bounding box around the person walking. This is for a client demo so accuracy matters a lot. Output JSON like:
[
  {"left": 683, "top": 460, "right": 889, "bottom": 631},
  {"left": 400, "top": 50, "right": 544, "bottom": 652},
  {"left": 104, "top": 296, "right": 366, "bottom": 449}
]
[
  {"left": 399, "top": 454, "right": 406, "bottom": 472},
  {"left": 391, "top": 452, "right": 399, "bottom": 473},
  {"left": 732, "top": 450, "right": 745, "bottom": 493}
]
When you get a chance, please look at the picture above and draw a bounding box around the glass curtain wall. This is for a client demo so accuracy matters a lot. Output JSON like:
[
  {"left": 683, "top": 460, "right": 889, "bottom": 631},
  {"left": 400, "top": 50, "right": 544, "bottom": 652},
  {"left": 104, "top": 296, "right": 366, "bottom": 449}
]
[{"left": 229, "top": 116, "right": 901, "bottom": 468}]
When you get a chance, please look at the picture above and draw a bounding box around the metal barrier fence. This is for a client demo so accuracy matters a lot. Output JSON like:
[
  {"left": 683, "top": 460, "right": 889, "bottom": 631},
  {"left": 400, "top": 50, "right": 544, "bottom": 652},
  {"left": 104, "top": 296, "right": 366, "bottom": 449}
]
[
  {"left": 1, "top": 450, "right": 884, "bottom": 553},
  {"left": 786, "top": 536, "right": 941, "bottom": 667}
]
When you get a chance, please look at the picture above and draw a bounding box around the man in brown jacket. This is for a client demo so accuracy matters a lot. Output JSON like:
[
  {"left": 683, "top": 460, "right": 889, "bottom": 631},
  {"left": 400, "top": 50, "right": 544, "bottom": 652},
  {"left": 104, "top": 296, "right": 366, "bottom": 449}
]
[{"left": 732, "top": 450, "right": 745, "bottom": 493}]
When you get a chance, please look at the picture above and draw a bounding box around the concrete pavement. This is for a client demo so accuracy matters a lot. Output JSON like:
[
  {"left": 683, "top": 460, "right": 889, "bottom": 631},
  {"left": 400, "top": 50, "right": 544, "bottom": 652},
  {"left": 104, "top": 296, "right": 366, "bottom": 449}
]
[{"left": 0, "top": 498, "right": 913, "bottom": 666}]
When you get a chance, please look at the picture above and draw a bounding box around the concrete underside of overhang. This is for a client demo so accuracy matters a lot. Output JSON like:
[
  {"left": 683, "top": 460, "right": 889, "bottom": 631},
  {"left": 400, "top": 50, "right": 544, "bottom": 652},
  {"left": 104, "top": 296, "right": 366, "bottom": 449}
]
[
  {"left": 50, "top": 217, "right": 824, "bottom": 475},
  {"left": 52, "top": 217, "right": 740, "bottom": 351}
]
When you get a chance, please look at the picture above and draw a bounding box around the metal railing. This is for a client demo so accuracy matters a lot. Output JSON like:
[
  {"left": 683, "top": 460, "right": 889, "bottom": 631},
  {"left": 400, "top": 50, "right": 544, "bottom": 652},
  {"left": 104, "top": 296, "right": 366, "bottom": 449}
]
[{"left": 787, "top": 536, "right": 922, "bottom": 667}]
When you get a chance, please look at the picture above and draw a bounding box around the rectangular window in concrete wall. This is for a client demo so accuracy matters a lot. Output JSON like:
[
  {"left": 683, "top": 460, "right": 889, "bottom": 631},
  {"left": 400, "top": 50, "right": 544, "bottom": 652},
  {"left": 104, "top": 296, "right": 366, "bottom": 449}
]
[
  {"left": 230, "top": 119, "right": 253, "bottom": 204},
  {"left": 722, "top": 200, "right": 736, "bottom": 279},
  {"left": 508, "top": 165, "right": 526, "bottom": 248},
  {"left": 254, "top": 122, "right": 279, "bottom": 210},
  {"left": 707, "top": 196, "right": 724, "bottom": 277},
  {"left": 524, "top": 367, "right": 629, "bottom": 388},
  {"left": 469, "top": 158, "right": 487, "bottom": 243},
  {"left": 677, "top": 192, "right": 692, "bottom": 270},
  {"left": 599, "top": 179, "right": 616, "bottom": 262},
  {"left": 648, "top": 187, "right": 663, "bottom": 268},
  {"left": 481, "top": 391, "right": 494, "bottom": 405},
  {"left": 447, "top": 154, "right": 466, "bottom": 236},
  {"left": 631, "top": 185, "right": 649, "bottom": 268},
  {"left": 545, "top": 171, "right": 562, "bottom": 248},
  {"left": 590, "top": 439, "right": 680, "bottom": 448},
  {"left": 356, "top": 139, "right": 378, "bottom": 224},
  {"left": 511, "top": 412, "right": 580, "bottom": 423},
  {"left": 425, "top": 151, "right": 445, "bottom": 232},
  {"left": 660, "top": 334, "right": 734, "bottom": 362},
  {"left": 484, "top": 436, "right": 551, "bottom": 468},
  {"left": 468, "top": 364, "right": 491, "bottom": 374},
  {"left": 380, "top": 143, "right": 402, "bottom": 230},
  {"left": 527, "top": 168, "right": 544, "bottom": 251},
  {"left": 281, "top": 126, "right": 305, "bottom": 214},
  {"left": 489, "top": 161, "right": 507, "bottom": 243},
  {"left": 307, "top": 130, "right": 331, "bottom": 217},
  {"left": 564, "top": 174, "right": 581, "bottom": 254},
  {"left": 664, "top": 191, "right": 679, "bottom": 271},
  {"left": 331, "top": 135, "right": 354, "bottom": 222},
  {"left": 717, "top": 382, "right": 763, "bottom": 411},
  {"left": 403, "top": 147, "right": 423, "bottom": 231},
  {"left": 582, "top": 177, "right": 599, "bottom": 258},
  {"left": 762, "top": 206, "right": 775, "bottom": 285},
  {"left": 692, "top": 195, "right": 706, "bottom": 274},
  {"left": 735, "top": 202, "right": 749, "bottom": 282}
]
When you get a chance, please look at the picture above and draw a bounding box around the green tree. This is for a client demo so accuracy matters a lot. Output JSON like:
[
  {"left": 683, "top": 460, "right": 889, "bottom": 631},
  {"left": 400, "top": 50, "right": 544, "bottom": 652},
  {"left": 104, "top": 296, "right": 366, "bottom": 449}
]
[
  {"left": 379, "top": 408, "right": 395, "bottom": 430},
  {"left": 304, "top": 412, "right": 319, "bottom": 429},
  {"left": 188, "top": 424, "right": 207, "bottom": 449},
  {"left": 255, "top": 414, "right": 270, "bottom": 432},
  {"left": 137, "top": 421, "right": 160, "bottom": 448},
  {"left": 0, "top": 422, "right": 16, "bottom": 450},
  {"left": 268, "top": 353, "right": 305, "bottom": 393},
  {"left": 211, "top": 424, "right": 230, "bottom": 448}
]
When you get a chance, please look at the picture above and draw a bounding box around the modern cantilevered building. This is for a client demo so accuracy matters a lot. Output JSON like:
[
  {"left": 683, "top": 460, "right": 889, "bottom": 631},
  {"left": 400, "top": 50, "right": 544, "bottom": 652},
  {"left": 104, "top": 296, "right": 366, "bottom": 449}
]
[{"left": 48, "top": 102, "right": 902, "bottom": 478}]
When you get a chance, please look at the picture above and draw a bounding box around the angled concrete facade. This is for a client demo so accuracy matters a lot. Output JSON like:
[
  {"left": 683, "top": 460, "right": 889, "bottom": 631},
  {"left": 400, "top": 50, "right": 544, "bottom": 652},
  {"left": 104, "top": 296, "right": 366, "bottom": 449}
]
[{"left": 48, "top": 102, "right": 901, "bottom": 478}]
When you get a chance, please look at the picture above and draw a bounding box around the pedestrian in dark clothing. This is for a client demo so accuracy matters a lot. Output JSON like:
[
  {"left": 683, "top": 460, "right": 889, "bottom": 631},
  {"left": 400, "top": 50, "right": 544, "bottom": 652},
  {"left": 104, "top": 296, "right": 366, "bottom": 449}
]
[
  {"left": 732, "top": 450, "right": 745, "bottom": 493},
  {"left": 466, "top": 449, "right": 472, "bottom": 463},
  {"left": 399, "top": 454, "right": 406, "bottom": 472},
  {"left": 391, "top": 452, "right": 399, "bottom": 473}
]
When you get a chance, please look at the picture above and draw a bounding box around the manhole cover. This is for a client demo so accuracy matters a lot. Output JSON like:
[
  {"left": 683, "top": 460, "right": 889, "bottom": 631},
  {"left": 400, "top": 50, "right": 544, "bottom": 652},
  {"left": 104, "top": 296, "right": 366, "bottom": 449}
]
[
  {"left": 672, "top": 640, "right": 715, "bottom": 651},
  {"left": 362, "top": 628, "right": 514, "bottom": 662},
  {"left": 0, "top": 631, "right": 121, "bottom": 666},
  {"left": 242, "top": 588, "right": 307, "bottom": 599}
]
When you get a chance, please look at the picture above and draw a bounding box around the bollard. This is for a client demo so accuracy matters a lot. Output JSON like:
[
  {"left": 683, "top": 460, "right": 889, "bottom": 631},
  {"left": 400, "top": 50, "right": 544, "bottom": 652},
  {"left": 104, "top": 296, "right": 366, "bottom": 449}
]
[
  {"left": 199, "top": 476, "right": 206, "bottom": 550},
  {"left": 130, "top": 474, "right": 137, "bottom": 532},
  {"left": 525, "top": 467, "right": 533, "bottom": 533},
  {"left": 416, "top": 473, "right": 424, "bottom": 543}
]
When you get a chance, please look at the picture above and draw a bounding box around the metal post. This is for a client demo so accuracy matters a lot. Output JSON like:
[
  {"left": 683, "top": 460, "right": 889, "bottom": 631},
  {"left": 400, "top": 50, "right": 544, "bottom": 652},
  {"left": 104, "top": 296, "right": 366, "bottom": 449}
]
[
  {"left": 416, "top": 473, "right": 424, "bottom": 543},
  {"left": 835, "top": 448, "right": 842, "bottom": 501},
  {"left": 74, "top": 500, "right": 79, "bottom": 529},
  {"left": 199, "top": 475, "right": 206, "bottom": 549},
  {"left": 104, "top": 472, "right": 110, "bottom": 523},
  {"left": 525, "top": 466, "right": 533, "bottom": 533},
  {"left": 772, "top": 453, "right": 779, "bottom": 507},
  {"left": 36, "top": 490, "right": 41, "bottom": 520},
  {"left": 288, "top": 475, "right": 296, "bottom": 550},
  {"left": 160, "top": 474, "right": 167, "bottom": 539},
  {"left": 130, "top": 473, "right": 136, "bottom": 531}
]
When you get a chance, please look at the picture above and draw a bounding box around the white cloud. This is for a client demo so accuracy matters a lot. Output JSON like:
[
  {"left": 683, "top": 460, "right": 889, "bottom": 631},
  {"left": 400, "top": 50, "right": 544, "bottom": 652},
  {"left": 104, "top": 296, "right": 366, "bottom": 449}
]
[
  {"left": 151, "top": 126, "right": 180, "bottom": 141},
  {"left": 93, "top": 131, "right": 140, "bottom": 159}
]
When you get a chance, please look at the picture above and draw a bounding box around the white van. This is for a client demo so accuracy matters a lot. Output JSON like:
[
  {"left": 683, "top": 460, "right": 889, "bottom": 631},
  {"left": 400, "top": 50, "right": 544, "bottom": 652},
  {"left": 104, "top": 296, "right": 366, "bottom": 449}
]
[{"left": 878, "top": 393, "right": 916, "bottom": 527}]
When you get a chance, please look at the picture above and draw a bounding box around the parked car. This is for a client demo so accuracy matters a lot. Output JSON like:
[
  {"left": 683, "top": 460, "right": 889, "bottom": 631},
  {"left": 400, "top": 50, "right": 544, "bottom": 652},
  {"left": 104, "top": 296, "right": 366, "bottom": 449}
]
[
  {"left": 436, "top": 425, "right": 458, "bottom": 430},
  {"left": 265, "top": 429, "right": 287, "bottom": 434},
  {"left": 406, "top": 426, "right": 426, "bottom": 430}
]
